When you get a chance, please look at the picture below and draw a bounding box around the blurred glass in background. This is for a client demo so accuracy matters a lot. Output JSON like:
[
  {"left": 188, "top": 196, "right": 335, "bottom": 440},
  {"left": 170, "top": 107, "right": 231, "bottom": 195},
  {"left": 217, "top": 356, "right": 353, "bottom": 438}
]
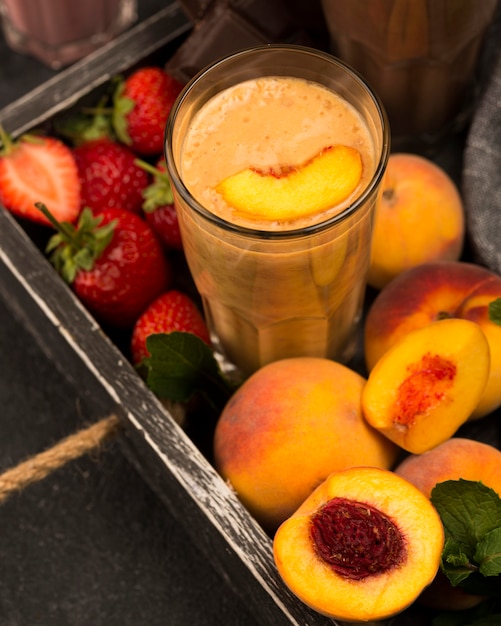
[
  {"left": 0, "top": 0, "right": 137, "bottom": 69},
  {"left": 321, "top": 0, "right": 498, "bottom": 151}
]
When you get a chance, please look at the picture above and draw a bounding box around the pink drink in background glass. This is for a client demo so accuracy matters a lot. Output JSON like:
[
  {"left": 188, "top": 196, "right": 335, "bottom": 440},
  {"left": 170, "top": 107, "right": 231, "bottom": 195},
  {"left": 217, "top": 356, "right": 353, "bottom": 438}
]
[{"left": 0, "top": 0, "right": 137, "bottom": 69}]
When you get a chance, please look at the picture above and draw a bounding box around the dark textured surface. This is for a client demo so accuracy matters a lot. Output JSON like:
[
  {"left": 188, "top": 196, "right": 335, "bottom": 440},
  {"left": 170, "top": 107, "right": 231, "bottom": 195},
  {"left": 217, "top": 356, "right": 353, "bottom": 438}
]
[
  {"left": 0, "top": 297, "right": 259, "bottom": 626},
  {"left": 0, "top": 2, "right": 259, "bottom": 624},
  {"left": 2, "top": 2, "right": 501, "bottom": 625}
]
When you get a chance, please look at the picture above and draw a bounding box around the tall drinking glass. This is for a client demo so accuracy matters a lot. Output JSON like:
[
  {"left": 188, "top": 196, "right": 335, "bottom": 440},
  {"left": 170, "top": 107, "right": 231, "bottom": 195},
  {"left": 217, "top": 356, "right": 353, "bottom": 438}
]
[{"left": 166, "top": 45, "right": 389, "bottom": 377}]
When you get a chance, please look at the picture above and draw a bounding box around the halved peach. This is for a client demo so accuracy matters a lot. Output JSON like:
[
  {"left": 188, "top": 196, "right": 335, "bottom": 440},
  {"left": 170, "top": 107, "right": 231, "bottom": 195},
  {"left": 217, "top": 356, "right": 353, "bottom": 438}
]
[
  {"left": 215, "top": 145, "right": 362, "bottom": 220},
  {"left": 273, "top": 467, "right": 444, "bottom": 622},
  {"left": 362, "top": 318, "right": 490, "bottom": 454}
]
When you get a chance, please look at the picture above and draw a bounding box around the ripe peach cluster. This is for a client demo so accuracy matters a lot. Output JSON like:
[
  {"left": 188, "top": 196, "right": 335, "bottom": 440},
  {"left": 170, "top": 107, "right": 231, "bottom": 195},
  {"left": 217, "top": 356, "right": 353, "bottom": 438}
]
[{"left": 210, "top": 155, "right": 501, "bottom": 623}]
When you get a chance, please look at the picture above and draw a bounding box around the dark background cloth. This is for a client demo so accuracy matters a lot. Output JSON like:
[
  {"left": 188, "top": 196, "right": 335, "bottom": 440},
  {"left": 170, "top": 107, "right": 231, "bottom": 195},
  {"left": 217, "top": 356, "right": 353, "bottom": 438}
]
[
  {"left": 463, "top": 14, "right": 501, "bottom": 275},
  {"left": 0, "top": 3, "right": 259, "bottom": 625}
]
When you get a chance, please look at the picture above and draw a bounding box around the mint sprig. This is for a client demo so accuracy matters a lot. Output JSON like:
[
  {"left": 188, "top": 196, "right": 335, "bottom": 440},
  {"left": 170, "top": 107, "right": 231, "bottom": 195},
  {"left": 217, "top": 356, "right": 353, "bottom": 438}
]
[
  {"left": 431, "top": 479, "right": 501, "bottom": 594},
  {"left": 489, "top": 298, "right": 501, "bottom": 326},
  {"left": 141, "top": 331, "right": 237, "bottom": 413}
]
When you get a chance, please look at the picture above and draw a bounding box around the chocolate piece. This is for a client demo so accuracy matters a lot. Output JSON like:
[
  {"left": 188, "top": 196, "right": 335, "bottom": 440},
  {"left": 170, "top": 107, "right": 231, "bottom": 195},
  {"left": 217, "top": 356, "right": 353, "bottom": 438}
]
[
  {"left": 166, "top": 0, "right": 305, "bottom": 84},
  {"left": 177, "top": 0, "right": 297, "bottom": 39}
]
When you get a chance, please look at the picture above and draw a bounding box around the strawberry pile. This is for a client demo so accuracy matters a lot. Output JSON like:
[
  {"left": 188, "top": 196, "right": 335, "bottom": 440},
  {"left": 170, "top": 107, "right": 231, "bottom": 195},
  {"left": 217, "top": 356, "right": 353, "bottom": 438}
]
[{"left": 0, "top": 65, "right": 211, "bottom": 368}]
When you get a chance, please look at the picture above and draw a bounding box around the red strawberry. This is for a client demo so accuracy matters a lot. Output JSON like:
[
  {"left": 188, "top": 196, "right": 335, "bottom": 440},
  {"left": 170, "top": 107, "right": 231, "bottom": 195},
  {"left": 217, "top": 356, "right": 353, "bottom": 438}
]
[
  {"left": 74, "top": 138, "right": 150, "bottom": 214},
  {"left": 131, "top": 290, "right": 210, "bottom": 364},
  {"left": 137, "top": 157, "right": 183, "bottom": 250},
  {"left": 40, "top": 204, "right": 171, "bottom": 328},
  {"left": 112, "top": 67, "right": 184, "bottom": 156},
  {"left": 0, "top": 127, "right": 81, "bottom": 226}
]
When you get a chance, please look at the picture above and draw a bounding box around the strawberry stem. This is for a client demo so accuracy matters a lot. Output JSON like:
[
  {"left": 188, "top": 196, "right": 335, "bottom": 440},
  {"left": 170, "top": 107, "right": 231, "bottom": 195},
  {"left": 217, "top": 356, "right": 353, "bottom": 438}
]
[
  {"left": 135, "top": 158, "right": 165, "bottom": 178},
  {"left": 135, "top": 159, "right": 174, "bottom": 211},
  {"left": 36, "top": 203, "right": 117, "bottom": 284},
  {"left": 35, "top": 202, "right": 79, "bottom": 244}
]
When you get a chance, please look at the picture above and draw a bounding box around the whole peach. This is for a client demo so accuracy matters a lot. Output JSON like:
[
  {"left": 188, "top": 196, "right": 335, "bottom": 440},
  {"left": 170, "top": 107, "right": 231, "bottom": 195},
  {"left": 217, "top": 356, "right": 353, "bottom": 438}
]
[
  {"left": 213, "top": 357, "right": 399, "bottom": 532},
  {"left": 367, "top": 153, "right": 464, "bottom": 290},
  {"left": 394, "top": 437, "right": 501, "bottom": 499},
  {"left": 365, "top": 261, "right": 501, "bottom": 419},
  {"left": 394, "top": 437, "right": 501, "bottom": 610}
]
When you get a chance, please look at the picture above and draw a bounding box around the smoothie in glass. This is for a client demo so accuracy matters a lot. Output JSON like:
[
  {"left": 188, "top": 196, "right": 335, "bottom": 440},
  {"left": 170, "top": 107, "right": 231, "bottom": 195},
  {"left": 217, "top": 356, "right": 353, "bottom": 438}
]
[{"left": 166, "top": 45, "right": 389, "bottom": 376}]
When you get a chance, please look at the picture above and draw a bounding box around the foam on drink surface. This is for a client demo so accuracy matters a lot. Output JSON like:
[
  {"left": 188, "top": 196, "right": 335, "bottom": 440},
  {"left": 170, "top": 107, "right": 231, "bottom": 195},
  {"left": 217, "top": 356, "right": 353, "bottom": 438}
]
[{"left": 180, "top": 76, "right": 375, "bottom": 230}]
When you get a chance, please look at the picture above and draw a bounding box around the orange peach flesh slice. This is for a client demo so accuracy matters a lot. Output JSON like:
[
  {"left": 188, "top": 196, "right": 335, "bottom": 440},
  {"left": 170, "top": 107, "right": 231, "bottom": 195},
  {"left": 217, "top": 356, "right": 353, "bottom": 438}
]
[
  {"left": 273, "top": 467, "right": 444, "bottom": 623},
  {"left": 215, "top": 145, "right": 362, "bottom": 220},
  {"left": 362, "top": 318, "right": 490, "bottom": 454}
]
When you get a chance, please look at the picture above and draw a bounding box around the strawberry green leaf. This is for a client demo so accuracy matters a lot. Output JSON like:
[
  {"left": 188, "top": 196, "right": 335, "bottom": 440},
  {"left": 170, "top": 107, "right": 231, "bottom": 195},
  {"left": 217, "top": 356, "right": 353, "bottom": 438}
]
[
  {"left": 143, "top": 331, "right": 236, "bottom": 413},
  {"left": 54, "top": 110, "right": 113, "bottom": 145},
  {"left": 489, "top": 298, "right": 501, "bottom": 326},
  {"left": 135, "top": 159, "right": 174, "bottom": 211}
]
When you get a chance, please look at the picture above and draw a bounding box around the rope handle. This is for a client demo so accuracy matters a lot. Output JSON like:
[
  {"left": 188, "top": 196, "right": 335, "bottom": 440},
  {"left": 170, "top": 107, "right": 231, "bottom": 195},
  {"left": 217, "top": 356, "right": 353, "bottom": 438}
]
[{"left": 0, "top": 414, "right": 121, "bottom": 504}]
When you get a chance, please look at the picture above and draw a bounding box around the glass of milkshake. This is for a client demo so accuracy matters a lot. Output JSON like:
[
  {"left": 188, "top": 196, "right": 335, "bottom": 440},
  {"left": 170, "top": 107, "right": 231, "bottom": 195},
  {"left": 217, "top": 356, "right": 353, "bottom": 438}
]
[{"left": 165, "top": 45, "right": 389, "bottom": 377}]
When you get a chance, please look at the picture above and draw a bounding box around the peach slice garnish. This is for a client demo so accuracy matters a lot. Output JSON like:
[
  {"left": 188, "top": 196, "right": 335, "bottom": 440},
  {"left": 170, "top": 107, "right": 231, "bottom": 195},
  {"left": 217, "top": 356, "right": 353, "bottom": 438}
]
[{"left": 215, "top": 145, "right": 363, "bottom": 220}]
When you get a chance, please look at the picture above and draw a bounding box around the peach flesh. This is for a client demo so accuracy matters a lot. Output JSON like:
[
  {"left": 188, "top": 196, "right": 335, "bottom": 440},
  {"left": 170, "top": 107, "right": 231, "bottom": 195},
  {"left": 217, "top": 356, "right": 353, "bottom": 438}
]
[
  {"left": 392, "top": 352, "right": 456, "bottom": 429},
  {"left": 362, "top": 318, "right": 490, "bottom": 453},
  {"left": 273, "top": 467, "right": 445, "bottom": 623},
  {"left": 364, "top": 261, "right": 501, "bottom": 418},
  {"left": 215, "top": 144, "right": 363, "bottom": 220}
]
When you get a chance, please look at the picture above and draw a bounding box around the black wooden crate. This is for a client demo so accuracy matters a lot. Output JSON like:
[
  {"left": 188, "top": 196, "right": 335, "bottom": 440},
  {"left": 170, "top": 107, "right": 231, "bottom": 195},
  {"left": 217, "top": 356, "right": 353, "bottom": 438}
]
[{"left": 0, "top": 4, "right": 338, "bottom": 625}]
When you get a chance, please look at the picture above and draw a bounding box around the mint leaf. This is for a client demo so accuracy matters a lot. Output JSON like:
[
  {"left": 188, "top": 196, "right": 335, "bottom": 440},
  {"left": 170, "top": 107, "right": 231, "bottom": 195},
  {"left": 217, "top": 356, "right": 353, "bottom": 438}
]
[
  {"left": 431, "top": 479, "right": 501, "bottom": 593},
  {"left": 475, "top": 527, "right": 501, "bottom": 576},
  {"left": 489, "top": 298, "right": 501, "bottom": 326},
  {"left": 441, "top": 537, "right": 474, "bottom": 587},
  {"left": 431, "top": 480, "right": 501, "bottom": 554},
  {"left": 143, "top": 331, "right": 236, "bottom": 413}
]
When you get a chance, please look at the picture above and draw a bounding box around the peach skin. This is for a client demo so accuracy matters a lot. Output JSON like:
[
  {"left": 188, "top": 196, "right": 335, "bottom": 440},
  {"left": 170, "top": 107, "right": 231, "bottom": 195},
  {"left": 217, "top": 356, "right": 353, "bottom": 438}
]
[
  {"left": 394, "top": 437, "right": 501, "bottom": 499},
  {"left": 367, "top": 153, "right": 464, "bottom": 290},
  {"left": 364, "top": 261, "right": 501, "bottom": 419},
  {"left": 394, "top": 437, "right": 501, "bottom": 611},
  {"left": 213, "top": 357, "right": 399, "bottom": 532},
  {"left": 362, "top": 318, "right": 490, "bottom": 454},
  {"left": 273, "top": 466, "right": 444, "bottom": 622}
]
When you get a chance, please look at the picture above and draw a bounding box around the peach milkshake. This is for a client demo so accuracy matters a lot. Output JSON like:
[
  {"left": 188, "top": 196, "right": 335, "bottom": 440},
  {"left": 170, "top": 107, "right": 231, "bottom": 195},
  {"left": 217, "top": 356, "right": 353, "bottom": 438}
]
[{"left": 166, "top": 45, "right": 389, "bottom": 376}]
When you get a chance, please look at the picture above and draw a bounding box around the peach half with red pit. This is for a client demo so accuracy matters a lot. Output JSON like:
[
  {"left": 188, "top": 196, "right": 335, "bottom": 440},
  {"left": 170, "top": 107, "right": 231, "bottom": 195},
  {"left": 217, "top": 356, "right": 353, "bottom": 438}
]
[{"left": 273, "top": 466, "right": 444, "bottom": 623}]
